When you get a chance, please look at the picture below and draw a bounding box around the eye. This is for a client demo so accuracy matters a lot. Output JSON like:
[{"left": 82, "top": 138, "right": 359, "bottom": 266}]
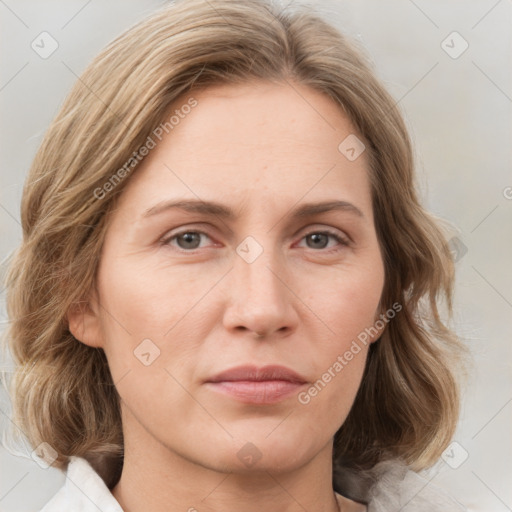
[
  {"left": 161, "top": 228, "right": 349, "bottom": 253},
  {"left": 297, "top": 230, "right": 349, "bottom": 252},
  {"left": 162, "top": 230, "right": 213, "bottom": 251}
]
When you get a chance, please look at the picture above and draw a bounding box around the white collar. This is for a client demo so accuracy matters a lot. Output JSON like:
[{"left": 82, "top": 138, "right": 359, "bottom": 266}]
[
  {"left": 41, "top": 456, "right": 466, "bottom": 512},
  {"left": 40, "top": 456, "right": 124, "bottom": 512}
]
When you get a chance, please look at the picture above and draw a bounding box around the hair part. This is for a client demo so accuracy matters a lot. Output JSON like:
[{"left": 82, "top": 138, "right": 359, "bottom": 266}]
[{"left": 3, "top": 0, "right": 466, "bottom": 497}]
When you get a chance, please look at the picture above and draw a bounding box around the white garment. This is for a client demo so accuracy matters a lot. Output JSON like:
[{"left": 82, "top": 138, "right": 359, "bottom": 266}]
[
  {"left": 40, "top": 456, "right": 467, "bottom": 511},
  {"left": 363, "top": 460, "right": 468, "bottom": 511},
  {"left": 40, "top": 457, "right": 123, "bottom": 512}
]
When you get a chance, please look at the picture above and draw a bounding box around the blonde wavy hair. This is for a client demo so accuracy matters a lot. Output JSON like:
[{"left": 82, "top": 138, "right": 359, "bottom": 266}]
[{"left": 3, "top": 0, "right": 466, "bottom": 499}]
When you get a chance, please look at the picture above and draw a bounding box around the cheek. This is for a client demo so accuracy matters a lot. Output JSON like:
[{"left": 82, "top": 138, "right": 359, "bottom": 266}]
[
  {"left": 96, "top": 256, "right": 199, "bottom": 337},
  {"left": 94, "top": 257, "right": 221, "bottom": 401},
  {"left": 292, "top": 319, "right": 370, "bottom": 448},
  {"left": 298, "top": 262, "right": 383, "bottom": 414},
  {"left": 319, "top": 261, "right": 384, "bottom": 342},
  {"left": 295, "top": 303, "right": 375, "bottom": 441}
]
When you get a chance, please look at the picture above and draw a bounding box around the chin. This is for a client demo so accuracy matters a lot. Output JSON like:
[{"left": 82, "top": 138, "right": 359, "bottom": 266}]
[
  {"left": 224, "top": 431, "right": 320, "bottom": 474},
  {"left": 207, "top": 449, "right": 311, "bottom": 475}
]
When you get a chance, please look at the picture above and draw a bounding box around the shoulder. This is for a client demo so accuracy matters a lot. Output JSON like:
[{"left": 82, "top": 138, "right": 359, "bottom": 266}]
[
  {"left": 334, "top": 458, "right": 467, "bottom": 512},
  {"left": 366, "top": 460, "right": 467, "bottom": 512},
  {"left": 39, "top": 456, "right": 124, "bottom": 512}
]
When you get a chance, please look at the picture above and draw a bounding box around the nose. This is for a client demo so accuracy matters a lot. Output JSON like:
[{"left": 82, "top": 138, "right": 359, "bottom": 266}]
[{"left": 222, "top": 244, "right": 299, "bottom": 339}]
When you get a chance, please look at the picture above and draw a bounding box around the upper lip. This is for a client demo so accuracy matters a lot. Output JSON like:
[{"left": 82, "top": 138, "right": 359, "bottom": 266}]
[{"left": 206, "top": 365, "right": 308, "bottom": 384}]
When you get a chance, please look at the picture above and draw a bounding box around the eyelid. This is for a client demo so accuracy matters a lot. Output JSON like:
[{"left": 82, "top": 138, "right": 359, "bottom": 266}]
[
  {"left": 297, "top": 224, "right": 351, "bottom": 243},
  {"left": 159, "top": 227, "right": 216, "bottom": 248},
  {"left": 294, "top": 229, "right": 350, "bottom": 251}
]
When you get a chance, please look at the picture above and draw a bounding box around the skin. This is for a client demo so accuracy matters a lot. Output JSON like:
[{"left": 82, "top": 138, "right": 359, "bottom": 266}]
[{"left": 68, "top": 80, "right": 385, "bottom": 512}]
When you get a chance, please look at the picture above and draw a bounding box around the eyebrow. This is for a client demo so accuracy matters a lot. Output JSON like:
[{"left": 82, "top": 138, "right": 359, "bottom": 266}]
[{"left": 143, "top": 199, "right": 364, "bottom": 221}]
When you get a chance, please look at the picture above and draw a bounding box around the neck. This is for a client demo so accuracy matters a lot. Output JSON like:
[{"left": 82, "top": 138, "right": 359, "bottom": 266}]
[{"left": 112, "top": 410, "right": 341, "bottom": 512}]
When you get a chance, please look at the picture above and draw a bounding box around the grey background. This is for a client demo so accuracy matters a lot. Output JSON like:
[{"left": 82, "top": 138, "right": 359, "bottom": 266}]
[{"left": 1, "top": 1, "right": 511, "bottom": 511}]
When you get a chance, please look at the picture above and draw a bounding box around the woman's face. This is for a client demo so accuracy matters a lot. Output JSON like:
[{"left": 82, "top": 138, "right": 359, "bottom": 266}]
[{"left": 72, "top": 81, "right": 385, "bottom": 473}]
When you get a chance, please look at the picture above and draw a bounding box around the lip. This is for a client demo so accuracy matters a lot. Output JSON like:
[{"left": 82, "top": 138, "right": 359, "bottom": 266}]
[{"left": 205, "top": 365, "right": 308, "bottom": 405}]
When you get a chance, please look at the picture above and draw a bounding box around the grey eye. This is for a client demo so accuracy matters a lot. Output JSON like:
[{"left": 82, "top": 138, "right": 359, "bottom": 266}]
[
  {"left": 175, "top": 232, "right": 204, "bottom": 249},
  {"left": 306, "top": 233, "right": 330, "bottom": 249}
]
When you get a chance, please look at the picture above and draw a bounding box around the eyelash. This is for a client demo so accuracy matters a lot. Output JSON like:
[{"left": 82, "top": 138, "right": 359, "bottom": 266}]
[{"left": 160, "top": 228, "right": 350, "bottom": 253}]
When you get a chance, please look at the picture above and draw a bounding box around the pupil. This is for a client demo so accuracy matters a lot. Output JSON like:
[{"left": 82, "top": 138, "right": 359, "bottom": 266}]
[
  {"left": 310, "top": 233, "right": 327, "bottom": 248},
  {"left": 180, "top": 232, "right": 200, "bottom": 249}
]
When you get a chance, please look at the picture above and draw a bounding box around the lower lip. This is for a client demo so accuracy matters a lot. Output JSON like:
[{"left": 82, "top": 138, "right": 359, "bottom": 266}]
[{"left": 206, "top": 380, "right": 306, "bottom": 404}]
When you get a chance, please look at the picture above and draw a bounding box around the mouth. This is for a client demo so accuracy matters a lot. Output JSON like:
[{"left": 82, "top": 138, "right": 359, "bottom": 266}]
[{"left": 204, "top": 365, "right": 308, "bottom": 405}]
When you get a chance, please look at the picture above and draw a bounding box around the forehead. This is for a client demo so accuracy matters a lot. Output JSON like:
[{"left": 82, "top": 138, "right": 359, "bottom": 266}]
[
  {"left": 163, "top": 80, "right": 356, "bottom": 160},
  {"left": 115, "top": 80, "right": 372, "bottom": 217}
]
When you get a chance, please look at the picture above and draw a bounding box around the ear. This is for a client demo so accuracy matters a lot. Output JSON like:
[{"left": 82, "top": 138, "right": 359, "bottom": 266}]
[
  {"left": 67, "top": 292, "right": 104, "bottom": 348},
  {"left": 368, "top": 304, "right": 389, "bottom": 344},
  {"left": 369, "top": 319, "right": 386, "bottom": 344}
]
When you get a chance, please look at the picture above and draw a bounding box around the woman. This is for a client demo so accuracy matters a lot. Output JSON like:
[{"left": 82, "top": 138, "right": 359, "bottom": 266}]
[{"left": 4, "top": 0, "right": 467, "bottom": 510}]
